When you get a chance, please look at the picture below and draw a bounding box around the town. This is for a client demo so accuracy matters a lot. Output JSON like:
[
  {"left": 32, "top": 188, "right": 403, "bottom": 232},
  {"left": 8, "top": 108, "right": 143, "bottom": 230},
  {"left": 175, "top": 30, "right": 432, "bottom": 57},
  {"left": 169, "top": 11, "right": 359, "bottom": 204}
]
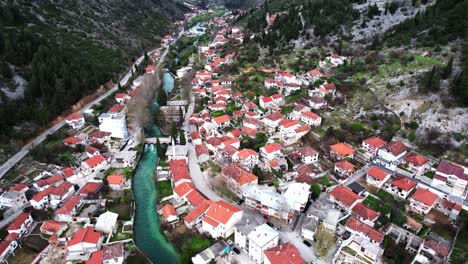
[{"left": 0, "top": 3, "right": 466, "bottom": 264}]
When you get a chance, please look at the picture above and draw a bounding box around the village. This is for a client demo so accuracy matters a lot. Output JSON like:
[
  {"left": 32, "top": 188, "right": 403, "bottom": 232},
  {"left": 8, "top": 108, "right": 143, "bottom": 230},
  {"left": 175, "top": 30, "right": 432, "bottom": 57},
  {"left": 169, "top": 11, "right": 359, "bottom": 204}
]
[{"left": 0, "top": 4, "right": 465, "bottom": 264}]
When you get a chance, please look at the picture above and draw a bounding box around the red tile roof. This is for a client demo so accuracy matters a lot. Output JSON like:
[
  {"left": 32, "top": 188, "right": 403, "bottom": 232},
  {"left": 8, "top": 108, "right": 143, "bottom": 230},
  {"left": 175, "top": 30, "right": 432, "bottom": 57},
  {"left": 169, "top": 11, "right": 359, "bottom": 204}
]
[
  {"left": 261, "top": 143, "right": 282, "bottom": 154},
  {"left": 107, "top": 175, "right": 125, "bottom": 185},
  {"left": 308, "top": 69, "right": 323, "bottom": 76},
  {"left": 186, "top": 190, "right": 207, "bottom": 207},
  {"left": 335, "top": 160, "right": 355, "bottom": 172},
  {"left": 383, "top": 141, "right": 407, "bottom": 156},
  {"left": 7, "top": 212, "right": 30, "bottom": 231},
  {"left": 389, "top": 176, "right": 417, "bottom": 191},
  {"left": 56, "top": 195, "right": 81, "bottom": 215},
  {"left": 0, "top": 241, "right": 14, "bottom": 256},
  {"left": 404, "top": 152, "right": 429, "bottom": 166},
  {"left": 86, "top": 251, "right": 103, "bottom": 264},
  {"left": 40, "top": 220, "right": 66, "bottom": 234},
  {"left": 411, "top": 188, "right": 439, "bottom": 206},
  {"left": 352, "top": 203, "right": 380, "bottom": 221},
  {"left": 66, "top": 113, "right": 83, "bottom": 121},
  {"left": 103, "top": 242, "right": 124, "bottom": 260},
  {"left": 297, "top": 146, "right": 318, "bottom": 157},
  {"left": 424, "top": 238, "right": 450, "bottom": 258},
  {"left": 302, "top": 111, "right": 320, "bottom": 120},
  {"left": 330, "top": 186, "right": 361, "bottom": 208},
  {"left": 223, "top": 164, "right": 258, "bottom": 185},
  {"left": 330, "top": 143, "right": 356, "bottom": 158},
  {"left": 84, "top": 155, "right": 106, "bottom": 168},
  {"left": 196, "top": 145, "right": 210, "bottom": 157},
  {"left": 161, "top": 204, "right": 177, "bottom": 220},
  {"left": 236, "top": 148, "right": 257, "bottom": 160},
  {"left": 203, "top": 201, "right": 241, "bottom": 226},
  {"left": 9, "top": 183, "right": 28, "bottom": 192},
  {"left": 35, "top": 174, "right": 63, "bottom": 187},
  {"left": 363, "top": 136, "right": 387, "bottom": 149},
  {"left": 31, "top": 186, "right": 56, "bottom": 202},
  {"left": 108, "top": 104, "right": 125, "bottom": 113},
  {"left": 79, "top": 182, "right": 103, "bottom": 195},
  {"left": 264, "top": 242, "right": 304, "bottom": 264},
  {"left": 63, "top": 137, "right": 84, "bottom": 145},
  {"left": 51, "top": 181, "right": 73, "bottom": 197},
  {"left": 62, "top": 167, "right": 75, "bottom": 178},
  {"left": 67, "top": 227, "right": 102, "bottom": 247},
  {"left": 346, "top": 216, "right": 384, "bottom": 243},
  {"left": 241, "top": 127, "right": 258, "bottom": 137},
  {"left": 213, "top": 115, "right": 230, "bottom": 125},
  {"left": 173, "top": 182, "right": 195, "bottom": 198},
  {"left": 184, "top": 200, "right": 214, "bottom": 224},
  {"left": 367, "top": 167, "right": 389, "bottom": 181}
]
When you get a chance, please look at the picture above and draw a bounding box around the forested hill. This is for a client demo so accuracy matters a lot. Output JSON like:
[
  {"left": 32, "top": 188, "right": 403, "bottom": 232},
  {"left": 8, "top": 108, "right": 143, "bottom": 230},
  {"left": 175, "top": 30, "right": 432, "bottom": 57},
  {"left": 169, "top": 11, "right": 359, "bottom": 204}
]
[{"left": 0, "top": 0, "right": 188, "bottom": 144}]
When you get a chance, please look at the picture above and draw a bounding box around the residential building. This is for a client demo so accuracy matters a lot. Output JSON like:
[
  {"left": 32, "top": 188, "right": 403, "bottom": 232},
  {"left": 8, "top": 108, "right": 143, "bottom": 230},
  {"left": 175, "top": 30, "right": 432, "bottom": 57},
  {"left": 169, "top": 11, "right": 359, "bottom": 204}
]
[
  {"left": 383, "top": 176, "right": 417, "bottom": 199},
  {"left": 302, "top": 198, "right": 340, "bottom": 241},
  {"left": 247, "top": 224, "right": 279, "bottom": 263},
  {"left": 300, "top": 111, "right": 321, "bottom": 126},
  {"left": 264, "top": 242, "right": 304, "bottom": 264},
  {"left": 362, "top": 136, "right": 387, "bottom": 156},
  {"left": 160, "top": 204, "right": 179, "bottom": 224},
  {"left": 0, "top": 190, "right": 28, "bottom": 210},
  {"left": 55, "top": 195, "right": 83, "bottom": 222},
  {"left": 107, "top": 174, "right": 125, "bottom": 190},
  {"left": 375, "top": 141, "right": 408, "bottom": 169},
  {"left": 234, "top": 212, "right": 265, "bottom": 253},
  {"left": 184, "top": 200, "right": 213, "bottom": 229},
  {"left": 95, "top": 211, "right": 118, "bottom": 234},
  {"left": 222, "top": 164, "right": 258, "bottom": 197},
  {"left": 201, "top": 201, "right": 243, "bottom": 239},
  {"left": 409, "top": 188, "right": 439, "bottom": 215},
  {"left": 334, "top": 234, "right": 383, "bottom": 264},
  {"left": 334, "top": 160, "right": 355, "bottom": 178},
  {"left": 0, "top": 240, "right": 18, "bottom": 263},
  {"left": 283, "top": 182, "right": 310, "bottom": 212},
  {"left": 329, "top": 186, "right": 362, "bottom": 210},
  {"left": 366, "top": 167, "right": 391, "bottom": 188},
  {"left": 260, "top": 143, "right": 282, "bottom": 161},
  {"left": 243, "top": 185, "right": 295, "bottom": 222},
  {"left": 413, "top": 234, "right": 451, "bottom": 264},
  {"left": 79, "top": 182, "right": 104, "bottom": 199},
  {"left": 191, "top": 241, "right": 230, "bottom": 264},
  {"left": 351, "top": 203, "right": 380, "bottom": 226},
  {"left": 65, "top": 113, "right": 85, "bottom": 129},
  {"left": 40, "top": 220, "right": 67, "bottom": 236},
  {"left": 67, "top": 227, "right": 103, "bottom": 258},
  {"left": 432, "top": 161, "right": 468, "bottom": 199},
  {"left": 296, "top": 146, "right": 319, "bottom": 164},
  {"left": 82, "top": 155, "right": 107, "bottom": 174},
  {"left": 7, "top": 212, "right": 33, "bottom": 239},
  {"left": 98, "top": 104, "right": 128, "bottom": 139},
  {"left": 404, "top": 152, "right": 430, "bottom": 175},
  {"left": 30, "top": 186, "right": 56, "bottom": 209},
  {"left": 330, "top": 142, "right": 356, "bottom": 160}
]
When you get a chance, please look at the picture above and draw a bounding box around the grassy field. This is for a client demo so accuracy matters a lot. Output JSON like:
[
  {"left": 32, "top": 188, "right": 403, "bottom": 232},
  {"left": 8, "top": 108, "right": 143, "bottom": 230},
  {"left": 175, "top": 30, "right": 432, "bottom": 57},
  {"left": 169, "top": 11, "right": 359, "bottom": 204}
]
[
  {"left": 156, "top": 180, "right": 173, "bottom": 199},
  {"left": 363, "top": 195, "right": 380, "bottom": 211},
  {"left": 8, "top": 247, "right": 37, "bottom": 264}
]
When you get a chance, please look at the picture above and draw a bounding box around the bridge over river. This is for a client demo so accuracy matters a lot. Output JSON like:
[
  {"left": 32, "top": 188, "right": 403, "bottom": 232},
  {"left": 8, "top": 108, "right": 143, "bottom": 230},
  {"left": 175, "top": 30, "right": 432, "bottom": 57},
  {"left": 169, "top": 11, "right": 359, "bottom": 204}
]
[{"left": 144, "top": 137, "right": 172, "bottom": 144}]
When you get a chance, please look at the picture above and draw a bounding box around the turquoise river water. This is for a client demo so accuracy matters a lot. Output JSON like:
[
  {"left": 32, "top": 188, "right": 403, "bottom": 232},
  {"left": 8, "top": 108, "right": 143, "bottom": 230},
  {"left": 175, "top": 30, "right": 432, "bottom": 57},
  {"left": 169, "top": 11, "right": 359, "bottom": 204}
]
[{"left": 133, "top": 71, "right": 178, "bottom": 263}]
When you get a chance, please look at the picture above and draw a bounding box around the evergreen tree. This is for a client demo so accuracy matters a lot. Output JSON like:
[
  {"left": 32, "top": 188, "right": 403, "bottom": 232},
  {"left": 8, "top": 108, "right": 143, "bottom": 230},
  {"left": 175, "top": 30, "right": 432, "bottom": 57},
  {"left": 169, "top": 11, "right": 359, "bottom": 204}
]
[
  {"left": 179, "top": 130, "right": 186, "bottom": 145},
  {"left": 156, "top": 138, "right": 164, "bottom": 158},
  {"left": 144, "top": 50, "right": 149, "bottom": 61},
  {"left": 442, "top": 56, "right": 453, "bottom": 79}
]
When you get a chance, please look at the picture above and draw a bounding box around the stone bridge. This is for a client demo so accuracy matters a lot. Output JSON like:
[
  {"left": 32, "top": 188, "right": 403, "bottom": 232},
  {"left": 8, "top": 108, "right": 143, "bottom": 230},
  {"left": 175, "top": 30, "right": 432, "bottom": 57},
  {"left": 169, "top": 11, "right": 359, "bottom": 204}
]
[{"left": 144, "top": 137, "right": 172, "bottom": 144}]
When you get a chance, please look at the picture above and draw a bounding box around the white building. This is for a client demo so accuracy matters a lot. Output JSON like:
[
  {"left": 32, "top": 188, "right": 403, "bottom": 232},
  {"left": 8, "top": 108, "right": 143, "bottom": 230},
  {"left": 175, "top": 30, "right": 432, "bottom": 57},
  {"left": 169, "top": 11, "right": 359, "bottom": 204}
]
[
  {"left": 432, "top": 161, "right": 468, "bottom": 199},
  {"left": 247, "top": 224, "right": 279, "bottom": 263},
  {"left": 201, "top": 201, "right": 243, "bottom": 239},
  {"left": 65, "top": 113, "right": 85, "bottom": 130},
  {"left": 98, "top": 104, "right": 128, "bottom": 139},
  {"left": 0, "top": 191, "right": 28, "bottom": 210},
  {"left": 95, "top": 211, "right": 118, "bottom": 234},
  {"left": 283, "top": 182, "right": 310, "bottom": 212},
  {"left": 67, "top": 227, "right": 103, "bottom": 259}
]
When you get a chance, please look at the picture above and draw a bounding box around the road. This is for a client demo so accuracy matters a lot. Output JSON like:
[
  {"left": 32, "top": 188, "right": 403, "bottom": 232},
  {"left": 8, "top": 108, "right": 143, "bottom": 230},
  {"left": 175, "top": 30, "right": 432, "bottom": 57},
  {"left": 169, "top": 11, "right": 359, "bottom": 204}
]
[{"left": 0, "top": 26, "right": 187, "bottom": 179}]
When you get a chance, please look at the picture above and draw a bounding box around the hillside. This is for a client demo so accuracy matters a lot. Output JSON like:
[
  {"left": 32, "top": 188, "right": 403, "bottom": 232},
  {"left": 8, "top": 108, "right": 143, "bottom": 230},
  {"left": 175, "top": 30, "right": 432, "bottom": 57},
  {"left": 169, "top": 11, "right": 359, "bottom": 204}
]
[{"left": 0, "top": 0, "right": 189, "bottom": 162}]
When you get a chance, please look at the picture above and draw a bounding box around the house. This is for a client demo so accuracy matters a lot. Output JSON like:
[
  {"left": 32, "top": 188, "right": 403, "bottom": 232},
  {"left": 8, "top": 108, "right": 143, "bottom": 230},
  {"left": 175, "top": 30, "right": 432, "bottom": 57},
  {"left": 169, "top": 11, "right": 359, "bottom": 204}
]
[
  {"left": 275, "top": 72, "right": 297, "bottom": 84},
  {"left": 168, "top": 161, "right": 191, "bottom": 187},
  {"left": 232, "top": 148, "right": 259, "bottom": 169},
  {"left": 165, "top": 144, "right": 188, "bottom": 162},
  {"left": 376, "top": 141, "right": 408, "bottom": 169},
  {"left": 307, "top": 97, "right": 328, "bottom": 110},
  {"left": 329, "top": 186, "right": 362, "bottom": 210},
  {"left": 0, "top": 190, "right": 28, "bottom": 210},
  {"left": 84, "top": 146, "right": 100, "bottom": 158},
  {"left": 98, "top": 105, "right": 128, "bottom": 139},
  {"left": 160, "top": 204, "right": 179, "bottom": 224},
  {"left": 145, "top": 65, "right": 155, "bottom": 74},
  {"left": 330, "top": 142, "right": 356, "bottom": 160},
  {"left": 296, "top": 146, "right": 319, "bottom": 164},
  {"left": 247, "top": 224, "right": 279, "bottom": 263},
  {"left": 334, "top": 160, "right": 355, "bottom": 178},
  {"left": 290, "top": 104, "right": 311, "bottom": 120},
  {"left": 191, "top": 241, "right": 230, "bottom": 264},
  {"left": 95, "top": 211, "right": 118, "bottom": 234},
  {"left": 82, "top": 155, "right": 107, "bottom": 174},
  {"left": 366, "top": 167, "right": 391, "bottom": 188},
  {"left": 383, "top": 176, "right": 417, "bottom": 199},
  {"left": 234, "top": 212, "right": 266, "bottom": 253},
  {"left": 190, "top": 132, "right": 203, "bottom": 145},
  {"left": 201, "top": 201, "right": 243, "bottom": 239},
  {"left": 300, "top": 111, "right": 321, "bottom": 126},
  {"left": 184, "top": 200, "right": 213, "bottom": 229},
  {"left": 334, "top": 235, "right": 383, "bottom": 264},
  {"left": 63, "top": 136, "right": 85, "bottom": 147},
  {"left": 259, "top": 94, "right": 284, "bottom": 109},
  {"left": 302, "top": 199, "right": 340, "bottom": 241},
  {"left": 262, "top": 111, "right": 283, "bottom": 131},
  {"left": 351, "top": 203, "right": 380, "bottom": 226},
  {"left": 283, "top": 183, "right": 311, "bottom": 212},
  {"left": 319, "top": 83, "right": 336, "bottom": 96},
  {"left": 7, "top": 212, "right": 33, "bottom": 238},
  {"left": 65, "top": 113, "right": 85, "bottom": 129},
  {"left": 409, "top": 188, "right": 439, "bottom": 215},
  {"left": 243, "top": 185, "right": 295, "bottom": 222},
  {"left": 50, "top": 181, "right": 75, "bottom": 207},
  {"left": 414, "top": 235, "right": 451, "bottom": 264},
  {"left": 0, "top": 240, "right": 18, "bottom": 263},
  {"left": 33, "top": 174, "right": 64, "bottom": 191},
  {"left": 244, "top": 118, "right": 259, "bottom": 130},
  {"left": 196, "top": 145, "right": 210, "bottom": 163},
  {"left": 345, "top": 217, "right": 384, "bottom": 244},
  {"left": 264, "top": 78, "right": 284, "bottom": 89},
  {"left": 307, "top": 69, "right": 323, "bottom": 82},
  {"left": 432, "top": 161, "right": 468, "bottom": 199},
  {"left": 30, "top": 186, "right": 56, "bottom": 209},
  {"left": 213, "top": 115, "right": 231, "bottom": 128},
  {"left": 173, "top": 182, "right": 196, "bottom": 201},
  {"left": 55, "top": 195, "right": 82, "bottom": 222},
  {"left": 264, "top": 242, "right": 304, "bottom": 264},
  {"left": 222, "top": 164, "right": 258, "bottom": 197},
  {"left": 115, "top": 93, "right": 130, "bottom": 104},
  {"left": 107, "top": 174, "right": 125, "bottom": 190},
  {"left": 438, "top": 199, "right": 463, "bottom": 221},
  {"left": 102, "top": 242, "right": 124, "bottom": 264},
  {"left": 260, "top": 143, "right": 282, "bottom": 161},
  {"left": 79, "top": 182, "right": 104, "bottom": 199},
  {"left": 40, "top": 220, "right": 67, "bottom": 236},
  {"left": 67, "top": 227, "right": 103, "bottom": 257},
  {"left": 362, "top": 136, "right": 387, "bottom": 156},
  {"left": 403, "top": 152, "right": 430, "bottom": 175},
  {"left": 279, "top": 120, "right": 301, "bottom": 139}
]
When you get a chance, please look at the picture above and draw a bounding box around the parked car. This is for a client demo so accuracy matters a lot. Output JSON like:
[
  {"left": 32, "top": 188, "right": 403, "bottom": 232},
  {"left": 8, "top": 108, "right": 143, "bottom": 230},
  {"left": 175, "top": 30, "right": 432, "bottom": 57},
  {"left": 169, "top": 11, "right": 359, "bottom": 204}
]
[
  {"left": 303, "top": 240, "right": 311, "bottom": 247},
  {"left": 233, "top": 248, "right": 240, "bottom": 254}
]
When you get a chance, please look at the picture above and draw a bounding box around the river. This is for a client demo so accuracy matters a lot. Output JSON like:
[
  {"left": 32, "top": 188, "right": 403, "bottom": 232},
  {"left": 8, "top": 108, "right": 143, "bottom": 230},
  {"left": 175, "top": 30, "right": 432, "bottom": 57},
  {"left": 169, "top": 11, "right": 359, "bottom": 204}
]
[{"left": 132, "top": 71, "right": 179, "bottom": 263}]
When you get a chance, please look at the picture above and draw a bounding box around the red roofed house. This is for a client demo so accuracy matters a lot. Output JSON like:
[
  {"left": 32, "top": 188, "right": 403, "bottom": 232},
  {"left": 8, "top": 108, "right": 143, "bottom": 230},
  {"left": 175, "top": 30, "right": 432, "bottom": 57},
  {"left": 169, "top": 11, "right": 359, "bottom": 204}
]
[
  {"left": 300, "top": 111, "right": 322, "bottom": 126},
  {"left": 233, "top": 148, "right": 259, "bottom": 169},
  {"left": 186, "top": 190, "right": 207, "bottom": 207},
  {"left": 296, "top": 146, "right": 319, "bottom": 164},
  {"left": 409, "top": 188, "right": 440, "bottom": 215},
  {"left": 319, "top": 83, "right": 337, "bottom": 96},
  {"left": 260, "top": 143, "right": 282, "bottom": 161},
  {"left": 173, "top": 182, "right": 196, "bottom": 201},
  {"left": 307, "top": 69, "right": 323, "bottom": 81},
  {"left": 40, "top": 220, "right": 68, "bottom": 236},
  {"left": 50, "top": 181, "right": 75, "bottom": 207},
  {"left": 107, "top": 174, "right": 125, "bottom": 191},
  {"left": 67, "top": 227, "right": 103, "bottom": 257},
  {"left": 79, "top": 182, "right": 104, "bottom": 200},
  {"left": 145, "top": 65, "right": 155, "bottom": 74},
  {"left": 115, "top": 93, "right": 130, "bottom": 104},
  {"left": 184, "top": 200, "right": 213, "bottom": 229},
  {"left": 264, "top": 242, "right": 304, "bottom": 264},
  {"left": 330, "top": 142, "right": 356, "bottom": 160},
  {"left": 263, "top": 111, "right": 283, "bottom": 131},
  {"left": 195, "top": 145, "right": 210, "bottom": 163},
  {"left": 65, "top": 113, "right": 85, "bottom": 129},
  {"left": 7, "top": 212, "right": 33, "bottom": 239},
  {"left": 168, "top": 163, "right": 191, "bottom": 187},
  {"left": 366, "top": 167, "right": 391, "bottom": 188},
  {"left": 0, "top": 240, "right": 18, "bottom": 263},
  {"left": 383, "top": 176, "right": 417, "bottom": 199},
  {"left": 85, "top": 146, "right": 100, "bottom": 158},
  {"left": 351, "top": 203, "right": 380, "bottom": 226},
  {"left": 329, "top": 186, "right": 362, "bottom": 210},
  {"left": 55, "top": 195, "right": 83, "bottom": 222},
  {"left": 334, "top": 160, "right": 355, "bottom": 178},
  {"left": 30, "top": 186, "right": 56, "bottom": 209},
  {"left": 362, "top": 136, "right": 387, "bottom": 156},
  {"left": 63, "top": 137, "right": 85, "bottom": 147},
  {"left": 416, "top": 236, "right": 451, "bottom": 263},
  {"left": 82, "top": 155, "right": 107, "bottom": 174},
  {"left": 403, "top": 152, "right": 430, "bottom": 175},
  {"left": 201, "top": 201, "right": 243, "bottom": 239},
  {"left": 376, "top": 141, "right": 408, "bottom": 169},
  {"left": 345, "top": 216, "right": 384, "bottom": 244},
  {"left": 190, "top": 131, "right": 202, "bottom": 145},
  {"left": 33, "top": 174, "right": 64, "bottom": 191},
  {"left": 160, "top": 204, "right": 179, "bottom": 224},
  {"left": 222, "top": 164, "right": 258, "bottom": 197},
  {"left": 433, "top": 161, "right": 468, "bottom": 199},
  {"left": 213, "top": 115, "right": 231, "bottom": 128}
]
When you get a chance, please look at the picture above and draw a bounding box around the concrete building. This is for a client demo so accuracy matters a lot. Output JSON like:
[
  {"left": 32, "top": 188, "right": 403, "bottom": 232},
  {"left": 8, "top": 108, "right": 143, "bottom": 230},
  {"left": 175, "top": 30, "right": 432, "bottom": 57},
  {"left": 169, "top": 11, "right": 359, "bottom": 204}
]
[{"left": 247, "top": 224, "right": 279, "bottom": 263}]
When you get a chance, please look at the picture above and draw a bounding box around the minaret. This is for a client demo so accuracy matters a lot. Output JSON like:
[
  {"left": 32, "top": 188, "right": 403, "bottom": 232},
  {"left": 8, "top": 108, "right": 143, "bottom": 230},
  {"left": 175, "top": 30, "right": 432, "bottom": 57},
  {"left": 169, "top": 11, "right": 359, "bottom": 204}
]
[{"left": 171, "top": 136, "right": 176, "bottom": 160}]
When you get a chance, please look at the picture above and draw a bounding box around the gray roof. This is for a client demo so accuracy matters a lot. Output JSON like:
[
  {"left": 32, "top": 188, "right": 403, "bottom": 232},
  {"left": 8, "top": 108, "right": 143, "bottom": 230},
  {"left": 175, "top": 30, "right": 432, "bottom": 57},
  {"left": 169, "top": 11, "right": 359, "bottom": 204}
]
[{"left": 235, "top": 208, "right": 265, "bottom": 235}]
